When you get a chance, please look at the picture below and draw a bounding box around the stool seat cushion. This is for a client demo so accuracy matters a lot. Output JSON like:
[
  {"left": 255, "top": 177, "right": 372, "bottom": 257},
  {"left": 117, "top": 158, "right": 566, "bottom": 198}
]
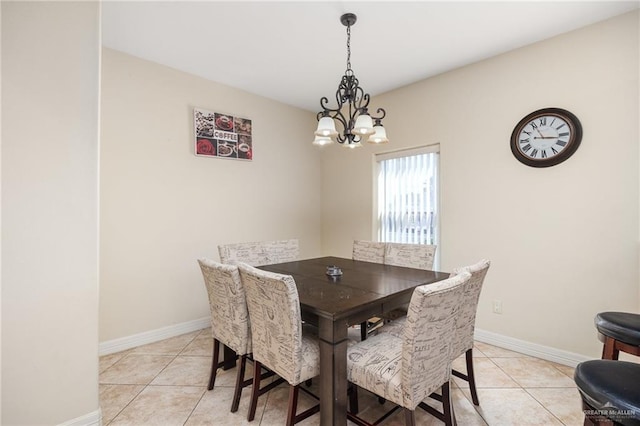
[
  {"left": 595, "top": 312, "right": 640, "bottom": 346},
  {"left": 574, "top": 360, "right": 640, "bottom": 426}
]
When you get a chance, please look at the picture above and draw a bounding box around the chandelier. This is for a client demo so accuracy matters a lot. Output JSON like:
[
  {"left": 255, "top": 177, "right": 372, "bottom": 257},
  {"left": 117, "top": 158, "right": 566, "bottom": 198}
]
[{"left": 313, "top": 13, "right": 389, "bottom": 148}]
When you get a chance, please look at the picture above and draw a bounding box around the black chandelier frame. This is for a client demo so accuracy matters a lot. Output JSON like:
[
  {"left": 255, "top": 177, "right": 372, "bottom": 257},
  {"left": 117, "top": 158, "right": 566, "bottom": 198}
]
[{"left": 316, "top": 13, "right": 387, "bottom": 146}]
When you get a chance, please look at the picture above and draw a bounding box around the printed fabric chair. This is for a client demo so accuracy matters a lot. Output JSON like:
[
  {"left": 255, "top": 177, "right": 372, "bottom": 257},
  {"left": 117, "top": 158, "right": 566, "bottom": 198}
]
[
  {"left": 384, "top": 242, "right": 437, "bottom": 270},
  {"left": 352, "top": 240, "right": 385, "bottom": 263},
  {"left": 238, "top": 263, "right": 320, "bottom": 426},
  {"left": 352, "top": 240, "right": 386, "bottom": 339},
  {"left": 218, "top": 239, "right": 299, "bottom": 266},
  {"left": 346, "top": 272, "right": 471, "bottom": 426},
  {"left": 197, "top": 258, "right": 256, "bottom": 413},
  {"left": 379, "top": 259, "right": 491, "bottom": 406}
]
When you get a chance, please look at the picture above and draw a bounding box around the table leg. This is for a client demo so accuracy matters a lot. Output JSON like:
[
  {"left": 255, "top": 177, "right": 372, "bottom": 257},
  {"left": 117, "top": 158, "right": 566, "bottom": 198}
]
[{"left": 318, "top": 317, "right": 349, "bottom": 426}]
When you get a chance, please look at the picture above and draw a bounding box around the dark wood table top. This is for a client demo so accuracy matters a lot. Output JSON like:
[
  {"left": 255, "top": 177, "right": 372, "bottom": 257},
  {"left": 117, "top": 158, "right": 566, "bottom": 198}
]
[{"left": 259, "top": 256, "right": 450, "bottom": 322}]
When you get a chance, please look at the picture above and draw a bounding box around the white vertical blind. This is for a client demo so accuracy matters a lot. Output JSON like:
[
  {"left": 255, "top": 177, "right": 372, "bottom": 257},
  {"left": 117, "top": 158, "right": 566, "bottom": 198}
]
[{"left": 376, "top": 145, "right": 439, "bottom": 246}]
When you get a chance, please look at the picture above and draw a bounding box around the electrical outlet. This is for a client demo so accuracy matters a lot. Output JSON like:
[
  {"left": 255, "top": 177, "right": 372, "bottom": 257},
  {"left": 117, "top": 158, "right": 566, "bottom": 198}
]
[{"left": 492, "top": 300, "right": 503, "bottom": 314}]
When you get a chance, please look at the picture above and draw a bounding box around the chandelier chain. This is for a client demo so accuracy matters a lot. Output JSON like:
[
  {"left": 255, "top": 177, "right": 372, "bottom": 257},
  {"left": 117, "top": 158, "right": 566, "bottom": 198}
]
[{"left": 346, "top": 24, "right": 352, "bottom": 74}]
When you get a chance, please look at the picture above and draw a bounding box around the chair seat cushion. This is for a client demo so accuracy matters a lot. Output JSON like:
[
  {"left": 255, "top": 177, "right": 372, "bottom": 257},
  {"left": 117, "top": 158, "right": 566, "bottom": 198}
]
[
  {"left": 595, "top": 312, "right": 640, "bottom": 346},
  {"left": 297, "top": 334, "right": 321, "bottom": 384},
  {"left": 574, "top": 360, "right": 640, "bottom": 426},
  {"left": 347, "top": 333, "right": 405, "bottom": 407}
]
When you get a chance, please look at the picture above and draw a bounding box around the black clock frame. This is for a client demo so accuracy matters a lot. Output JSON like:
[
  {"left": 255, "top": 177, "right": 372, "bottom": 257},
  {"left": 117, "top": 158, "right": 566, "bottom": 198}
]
[{"left": 510, "top": 107, "right": 582, "bottom": 168}]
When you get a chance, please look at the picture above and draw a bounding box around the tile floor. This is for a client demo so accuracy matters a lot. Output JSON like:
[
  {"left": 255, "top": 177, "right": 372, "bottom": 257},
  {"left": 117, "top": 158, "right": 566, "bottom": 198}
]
[{"left": 99, "top": 328, "right": 585, "bottom": 425}]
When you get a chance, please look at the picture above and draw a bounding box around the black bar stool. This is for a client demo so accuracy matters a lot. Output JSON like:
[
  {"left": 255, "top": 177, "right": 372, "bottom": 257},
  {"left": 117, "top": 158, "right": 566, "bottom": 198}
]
[
  {"left": 595, "top": 312, "right": 640, "bottom": 360},
  {"left": 574, "top": 360, "right": 640, "bottom": 426}
]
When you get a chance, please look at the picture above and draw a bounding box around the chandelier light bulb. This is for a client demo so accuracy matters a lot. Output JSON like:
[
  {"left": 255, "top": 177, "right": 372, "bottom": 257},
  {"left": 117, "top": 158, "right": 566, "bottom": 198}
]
[
  {"left": 312, "top": 135, "right": 334, "bottom": 146},
  {"left": 367, "top": 124, "right": 389, "bottom": 144},
  {"left": 315, "top": 116, "right": 339, "bottom": 137},
  {"left": 352, "top": 113, "right": 375, "bottom": 136}
]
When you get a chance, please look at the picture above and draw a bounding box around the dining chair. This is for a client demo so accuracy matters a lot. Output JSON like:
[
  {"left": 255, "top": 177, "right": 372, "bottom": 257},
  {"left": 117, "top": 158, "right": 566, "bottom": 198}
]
[
  {"left": 238, "top": 263, "right": 320, "bottom": 426},
  {"left": 594, "top": 311, "right": 640, "bottom": 360},
  {"left": 218, "top": 238, "right": 299, "bottom": 266},
  {"left": 346, "top": 271, "right": 471, "bottom": 426},
  {"left": 384, "top": 242, "right": 437, "bottom": 270},
  {"left": 352, "top": 240, "right": 386, "bottom": 339},
  {"left": 197, "top": 258, "right": 254, "bottom": 413},
  {"left": 378, "top": 259, "right": 491, "bottom": 406},
  {"left": 352, "top": 240, "right": 385, "bottom": 263}
]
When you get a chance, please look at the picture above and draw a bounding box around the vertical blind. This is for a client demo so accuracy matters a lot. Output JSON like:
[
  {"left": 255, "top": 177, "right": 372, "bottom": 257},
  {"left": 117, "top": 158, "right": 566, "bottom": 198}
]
[{"left": 376, "top": 146, "right": 439, "bottom": 246}]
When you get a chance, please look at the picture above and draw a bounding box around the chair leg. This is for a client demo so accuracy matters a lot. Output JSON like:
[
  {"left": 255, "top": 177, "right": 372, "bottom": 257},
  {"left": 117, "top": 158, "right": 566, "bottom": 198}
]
[
  {"left": 348, "top": 384, "right": 359, "bottom": 414},
  {"left": 247, "top": 360, "right": 262, "bottom": 422},
  {"left": 465, "top": 349, "right": 479, "bottom": 406},
  {"left": 231, "top": 354, "right": 248, "bottom": 413},
  {"left": 403, "top": 408, "right": 416, "bottom": 426},
  {"left": 442, "top": 381, "right": 455, "bottom": 426},
  {"left": 361, "top": 321, "right": 368, "bottom": 340},
  {"left": 601, "top": 336, "right": 619, "bottom": 360},
  {"left": 208, "top": 339, "right": 220, "bottom": 391},
  {"left": 286, "top": 385, "right": 300, "bottom": 426}
]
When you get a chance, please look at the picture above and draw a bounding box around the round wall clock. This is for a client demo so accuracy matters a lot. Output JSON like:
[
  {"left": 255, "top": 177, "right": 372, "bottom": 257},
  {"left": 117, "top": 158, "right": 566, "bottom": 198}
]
[{"left": 510, "top": 108, "right": 582, "bottom": 168}]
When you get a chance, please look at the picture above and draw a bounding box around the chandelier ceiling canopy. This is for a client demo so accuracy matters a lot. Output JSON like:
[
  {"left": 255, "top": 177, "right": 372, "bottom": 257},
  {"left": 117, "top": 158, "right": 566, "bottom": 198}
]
[{"left": 313, "top": 13, "right": 389, "bottom": 148}]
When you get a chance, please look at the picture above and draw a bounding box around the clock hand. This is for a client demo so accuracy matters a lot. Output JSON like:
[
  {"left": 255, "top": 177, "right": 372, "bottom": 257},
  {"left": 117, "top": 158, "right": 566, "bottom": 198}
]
[{"left": 534, "top": 136, "right": 559, "bottom": 139}]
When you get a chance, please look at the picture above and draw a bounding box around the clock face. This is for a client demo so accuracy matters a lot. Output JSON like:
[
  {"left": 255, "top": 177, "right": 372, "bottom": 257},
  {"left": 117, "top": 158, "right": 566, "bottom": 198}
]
[{"left": 510, "top": 108, "right": 582, "bottom": 168}]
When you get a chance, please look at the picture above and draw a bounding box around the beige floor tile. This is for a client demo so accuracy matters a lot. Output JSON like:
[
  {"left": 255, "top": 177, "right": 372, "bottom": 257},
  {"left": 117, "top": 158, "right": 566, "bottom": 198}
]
[
  {"left": 129, "top": 331, "right": 200, "bottom": 355},
  {"left": 472, "top": 344, "right": 488, "bottom": 357},
  {"left": 474, "top": 341, "right": 531, "bottom": 358},
  {"left": 553, "top": 363, "right": 576, "bottom": 379},
  {"left": 260, "top": 385, "right": 321, "bottom": 425},
  {"left": 100, "top": 351, "right": 131, "bottom": 374},
  {"left": 463, "top": 388, "right": 563, "bottom": 425},
  {"left": 100, "top": 354, "right": 174, "bottom": 385},
  {"left": 491, "top": 357, "right": 577, "bottom": 388},
  {"left": 110, "top": 385, "right": 205, "bottom": 425},
  {"left": 185, "top": 385, "right": 264, "bottom": 425},
  {"left": 151, "top": 355, "right": 211, "bottom": 386},
  {"left": 526, "top": 387, "right": 585, "bottom": 426},
  {"left": 181, "top": 333, "right": 214, "bottom": 356},
  {"left": 452, "top": 357, "right": 520, "bottom": 389},
  {"left": 99, "top": 384, "right": 145, "bottom": 424}
]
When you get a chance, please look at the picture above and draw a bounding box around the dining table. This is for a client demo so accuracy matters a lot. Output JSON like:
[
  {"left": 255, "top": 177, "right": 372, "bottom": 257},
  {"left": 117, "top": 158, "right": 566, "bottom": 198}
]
[{"left": 258, "top": 256, "right": 450, "bottom": 426}]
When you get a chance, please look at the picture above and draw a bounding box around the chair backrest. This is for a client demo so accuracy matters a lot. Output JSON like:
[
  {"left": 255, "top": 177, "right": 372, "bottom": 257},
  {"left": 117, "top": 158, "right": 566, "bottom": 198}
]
[
  {"left": 352, "top": 240, "right": 385, "bottom": 263},
  {"left": 384, "top": 242, "right": 437, "bottom": 270},
  {"left": 450, "top": 259, "right": 491, "bottom": 357},
  {"left": 401, "top": 271, "right": 470, "bottom": 409},
  {"left": 197, "top": 258, "right": 251, "bottom": 355},
  {"left": 218, "top": 239, "right": 299, "bottom": 266},
  {"left": 238, "top": 263, "right": 307, "bottom": 385}
]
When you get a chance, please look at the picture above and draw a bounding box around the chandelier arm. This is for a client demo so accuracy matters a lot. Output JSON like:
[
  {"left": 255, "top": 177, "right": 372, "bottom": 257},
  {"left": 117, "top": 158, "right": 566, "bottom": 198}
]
[{"left": 370, "top": 108, "right": 386, "bottom": 121}]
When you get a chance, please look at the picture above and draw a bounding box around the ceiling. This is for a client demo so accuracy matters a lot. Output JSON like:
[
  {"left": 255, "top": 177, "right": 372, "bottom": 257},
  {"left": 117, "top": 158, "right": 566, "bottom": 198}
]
[{"left": 102, "top": 1, "right": 639, "bottom": 113}]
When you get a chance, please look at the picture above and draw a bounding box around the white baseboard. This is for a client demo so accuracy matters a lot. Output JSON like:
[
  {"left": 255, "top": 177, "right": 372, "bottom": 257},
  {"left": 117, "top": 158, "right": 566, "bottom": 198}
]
[
  {"left": 58, "top": 408, "right": 101, "bottom": 426},
  {"left": 474, "top": 328, "right": 593, "bottom": 367},
  {"left": 99, "top": 317, "right": 210, "bottom": 356}
]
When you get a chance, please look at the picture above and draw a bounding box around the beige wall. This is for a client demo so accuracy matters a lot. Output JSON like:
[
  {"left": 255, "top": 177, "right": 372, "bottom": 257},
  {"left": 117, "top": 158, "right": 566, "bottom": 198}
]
[
  {"left": 99, "top": 49, "right": 322, "bottom": 341},
  {"left": 321, "top": 11, "right": 640, "bottom": 357},
  {"left": 1, "top": 2, "right": 100, "bottom": 424}
]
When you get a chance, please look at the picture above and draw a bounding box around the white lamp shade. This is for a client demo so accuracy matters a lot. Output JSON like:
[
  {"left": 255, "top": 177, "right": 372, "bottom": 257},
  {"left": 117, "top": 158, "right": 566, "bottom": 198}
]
[
  {"left": 351, "top": 113, "right": 375, "bottom": 136},
  {"left": 367, "top": 125, "right": 389, "bottom": 144},
  {"left": 312, "top": 135, "right": 334, "bottom": 146},
  {"left": 315, "top": 116, "right": 339, "bottom": 137},
  {"left": 342, "top": 140, "right": 363, "bottom": 149}
]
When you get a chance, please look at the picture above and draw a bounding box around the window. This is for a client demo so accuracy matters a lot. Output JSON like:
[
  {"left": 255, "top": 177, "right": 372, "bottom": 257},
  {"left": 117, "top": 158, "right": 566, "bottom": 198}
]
[{"left": 376, "top": 145, "right": 440, "bottom": 249}]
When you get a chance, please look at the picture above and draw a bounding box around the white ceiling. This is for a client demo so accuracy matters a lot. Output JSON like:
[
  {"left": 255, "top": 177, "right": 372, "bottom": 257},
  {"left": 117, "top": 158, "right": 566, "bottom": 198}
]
[{"left": 102, "top": 1, "right": 639, "bottom": 113}]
